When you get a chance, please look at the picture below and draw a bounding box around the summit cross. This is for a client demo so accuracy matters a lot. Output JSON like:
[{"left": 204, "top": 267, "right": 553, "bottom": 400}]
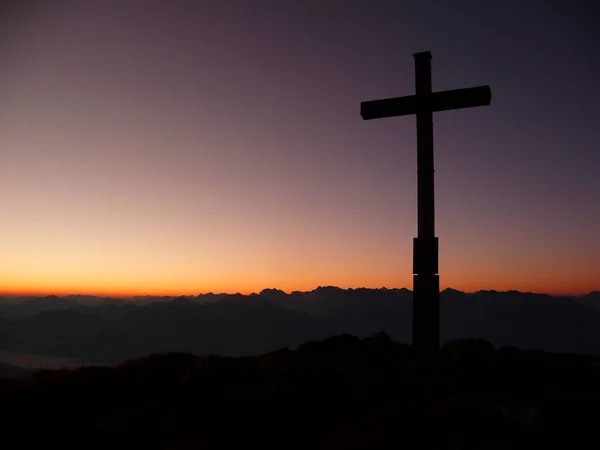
[{"left": 360, "top": 51, "right": 492, "bottom": 352}]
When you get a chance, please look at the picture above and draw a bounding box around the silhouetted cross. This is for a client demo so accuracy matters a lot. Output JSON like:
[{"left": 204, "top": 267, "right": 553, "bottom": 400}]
[{"left": 360, "top": 51, "right": 491, "bottom": 352}]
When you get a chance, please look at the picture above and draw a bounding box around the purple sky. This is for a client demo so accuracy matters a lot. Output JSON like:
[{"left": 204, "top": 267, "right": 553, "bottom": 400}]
[{"left": 1, "top": 1, "right": 598, "bottom": 296}]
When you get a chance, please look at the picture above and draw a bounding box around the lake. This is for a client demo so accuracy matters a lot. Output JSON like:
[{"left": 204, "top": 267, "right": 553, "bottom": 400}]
[{"left": 0, "top": 350, "right": 107, "bottom": 370}]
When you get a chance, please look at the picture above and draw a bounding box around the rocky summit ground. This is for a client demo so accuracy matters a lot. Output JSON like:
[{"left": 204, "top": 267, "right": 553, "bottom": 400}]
[{"left": 2, "top": 333, "right": 599, "bottom": 449}]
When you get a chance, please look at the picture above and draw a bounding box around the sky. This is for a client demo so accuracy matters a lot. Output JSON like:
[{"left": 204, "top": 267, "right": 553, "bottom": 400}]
[{"left": 1, "top": 0, "right": 598, "bottom": 297}]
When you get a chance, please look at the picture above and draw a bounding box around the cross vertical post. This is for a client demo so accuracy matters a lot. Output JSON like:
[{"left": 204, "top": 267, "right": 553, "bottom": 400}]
[
  {"left": 413, "top": 52, "right": 439, "bottom": 352},
  {"left": 359, "top": 51, "right": 491, "bottom": 353}
]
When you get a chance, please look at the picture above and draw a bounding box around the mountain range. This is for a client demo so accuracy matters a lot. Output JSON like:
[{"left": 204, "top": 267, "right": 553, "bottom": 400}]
[{"left": 1, "top": 287, "right": 600, "bottom": 364}]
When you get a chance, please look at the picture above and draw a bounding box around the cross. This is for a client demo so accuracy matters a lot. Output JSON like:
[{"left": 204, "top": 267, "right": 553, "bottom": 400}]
[{"left": 360, "top": 51, "right": 491, "bottom": 352}]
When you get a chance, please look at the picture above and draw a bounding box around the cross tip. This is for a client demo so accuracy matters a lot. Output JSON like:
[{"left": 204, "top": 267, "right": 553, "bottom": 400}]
[
  {"left": 359, "top": 102, "right": 373, "bottom": 120},
  {"left": 413, "top": 51, "right": 432, "bottom": 60}
]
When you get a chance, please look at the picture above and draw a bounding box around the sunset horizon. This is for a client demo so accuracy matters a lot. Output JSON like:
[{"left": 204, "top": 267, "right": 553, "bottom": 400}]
[
  {"left": 1, "top": 281, "right": 596, "bottom": 299},
  {"left": 1, "top": 2, "right": 598, "bottom": 303}
]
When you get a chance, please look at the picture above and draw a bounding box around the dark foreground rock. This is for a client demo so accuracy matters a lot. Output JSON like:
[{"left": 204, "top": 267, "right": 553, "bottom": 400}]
[{"left": 1, "top": 335, "right": 599, "bottom": 449}]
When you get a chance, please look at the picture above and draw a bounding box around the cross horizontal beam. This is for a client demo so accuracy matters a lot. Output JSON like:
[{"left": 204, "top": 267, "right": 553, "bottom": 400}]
[{"left": 360, "top": 85, "right": 492, "bottom": 121}]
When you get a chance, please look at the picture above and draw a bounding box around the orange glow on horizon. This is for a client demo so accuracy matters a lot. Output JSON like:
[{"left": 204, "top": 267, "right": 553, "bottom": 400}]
[
  {"left": 2, "top": 220, "right": 597, "bottom": 299},
  {"left": 1, "top": 4, "right": 598, "bottom": 302},
  {"left": 1, "top": 277, "right": 596, "bottom": 299}
]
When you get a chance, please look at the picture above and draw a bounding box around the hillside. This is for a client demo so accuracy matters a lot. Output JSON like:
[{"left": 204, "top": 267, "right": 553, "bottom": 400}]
[{"left": 2, "top": 333, "right": 598, "bottom": 449}]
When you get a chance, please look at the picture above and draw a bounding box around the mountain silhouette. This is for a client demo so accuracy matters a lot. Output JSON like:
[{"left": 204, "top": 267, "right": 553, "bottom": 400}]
[
  {"left": 580, "top": 291, "right": 600, "bottom": 312},
  {"left": 2, "top": 287, "right": 600, "bottom": 365}
]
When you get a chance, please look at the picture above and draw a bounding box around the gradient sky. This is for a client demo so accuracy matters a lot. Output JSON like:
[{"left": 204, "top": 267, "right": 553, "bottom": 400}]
[{"left": 1, "top": 0, "right": 598, "bottom": 297}]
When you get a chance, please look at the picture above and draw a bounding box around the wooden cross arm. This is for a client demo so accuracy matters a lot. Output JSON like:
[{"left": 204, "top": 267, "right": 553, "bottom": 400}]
[{"left": 360, "top": 85, "right": 492, "bottom": 121}]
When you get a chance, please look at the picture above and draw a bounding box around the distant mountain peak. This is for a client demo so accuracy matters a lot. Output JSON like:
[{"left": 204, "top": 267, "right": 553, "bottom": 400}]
[
  {"left": 442, "top": 288, "right": 464, "bottom": 294},
  {"left": 260, "top": 288, "right": 287, "bottom": 296},
  {"left": 314, "top": 286, "right": 343, "bottom": 292}
]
